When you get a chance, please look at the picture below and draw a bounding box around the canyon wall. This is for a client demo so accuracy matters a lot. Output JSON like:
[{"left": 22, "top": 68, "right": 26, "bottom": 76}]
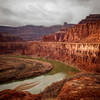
[
  {"left": 42, "top": 26, "right": 67, "bottom": 42},
  {"left": 1, "top": 41, "right": 99, "bottom": 72},
  {"left": 0, "top": 34, "right": 23, "bottom": 42},
  {"left": 0, "top": 42, "right": 27, "bottom": 54},
  {"left": 63, "top": 21, "right": 100, "bottom": 42},
  {"left": 42, "top": 14, "right": 100, "bottom": 43},
  {"left": 24, "top": 42, "right": 100, "bottom": 72}
]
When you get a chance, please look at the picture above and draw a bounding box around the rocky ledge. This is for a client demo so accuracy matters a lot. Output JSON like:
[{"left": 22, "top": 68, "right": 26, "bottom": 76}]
[
  {"left": 57, "top": 73, "right": 100, "bottom": 100},
  {"left": 0, "top": 89, "right": 41, "bottom": 100}
]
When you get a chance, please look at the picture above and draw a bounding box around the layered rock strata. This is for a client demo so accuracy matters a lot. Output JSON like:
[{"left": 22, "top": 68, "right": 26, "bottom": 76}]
[
  {"left": 0, "top": 42, "right": 100, "bottom": 72},
  {"left": 57, "top": 73, "right": 100, "bottom": 100},
  {"left": 24, "top": 42, "right": 100, "bottom": 73},
  {"left": 42, "top": 14, "right": 100, "bottom": 42},
  {"left": 0, "top": 89, "right": 41, "bottom": 100}
]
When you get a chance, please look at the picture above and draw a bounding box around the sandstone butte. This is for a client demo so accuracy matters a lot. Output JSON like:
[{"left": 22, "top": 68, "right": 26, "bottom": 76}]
[{"left": 0, "top": 14, "right": 100, "bottom": 100}]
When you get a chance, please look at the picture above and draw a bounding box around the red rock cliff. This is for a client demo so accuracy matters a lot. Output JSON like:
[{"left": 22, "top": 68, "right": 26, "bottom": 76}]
[
  {"left": 0, "top": 42, "right": 100, "bottom": 73},
  {"left": 42, "top": 22, "right": 74, "bottom": 42},
  {"left": 57, "top": 73, "right": 100, "bottom": 100},
  {"left": 42, "top": 14, "right": 100, "bottom": 43},
  {"left": 0, "top": 89, "right": 41, "bottom": 100}
]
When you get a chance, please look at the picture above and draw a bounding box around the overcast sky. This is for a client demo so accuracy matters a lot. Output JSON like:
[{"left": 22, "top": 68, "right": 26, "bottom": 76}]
[{"left": 0, "top": 0, "right": 100, "bottom": 26}]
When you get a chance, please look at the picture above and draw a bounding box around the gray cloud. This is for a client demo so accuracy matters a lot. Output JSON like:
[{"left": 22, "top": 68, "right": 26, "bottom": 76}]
[{"left": 0, "top": 0, "right": 99, "bottom": 26}]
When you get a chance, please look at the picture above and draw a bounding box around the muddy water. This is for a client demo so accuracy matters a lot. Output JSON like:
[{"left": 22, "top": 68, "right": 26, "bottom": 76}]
[{"left": 0, "top": 73, "right": 66, "bottom": 94}]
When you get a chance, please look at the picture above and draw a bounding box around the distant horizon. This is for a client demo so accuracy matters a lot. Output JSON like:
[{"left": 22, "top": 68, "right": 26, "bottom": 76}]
[{"left": 0, "top": 22, "right": 75, "bottom": 27}]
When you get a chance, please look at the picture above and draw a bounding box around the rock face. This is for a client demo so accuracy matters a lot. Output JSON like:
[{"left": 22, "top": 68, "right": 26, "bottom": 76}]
[
  {"left": 0, "top": 89, "right": 41, "bottom": 100},
  {"left": 81, "top": 33, "right": 100, "bottom": 43},
  {"left": 79, "top": 14, "right": 100, "bottom": 24},
  {"left": 41, "top": 79, "right": 67, "bottom": 99},
  {"left": 0, "top": 33, "right": 23, "bottom": 42},
  {"left": 41, "top": 73, "right": 100, "bottom": 100},
  {"left": 42, "top": 23, "right": 68, "bottom": 42},
  {"left": 0, "top": 42, "right": 27, "bottom": 54},
  {"left": 23, "top": 42, "right": 100, "bottom": 73},
  {"left": 0, "top": 42, "right": 100, "bottom": 73},
  {"left": 42, "top": 14, "right": 100, "bottom": 43},
  {"left": 57, "top": 73, "right": 100, "bottom": 100},
  {"left": 63, "top": 22, "right": 100, "bottom": 42},
  {"left": 42, "top": 27, "right": 67, "bottom": 42}
]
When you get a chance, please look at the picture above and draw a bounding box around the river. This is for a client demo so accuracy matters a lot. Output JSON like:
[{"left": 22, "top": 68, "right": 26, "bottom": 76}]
[
  {"left": 0, "top": 58, "right": 79, "bottom": 94},
  {"left": 0, "top": 73, "right": 66, "bottom": 94}
]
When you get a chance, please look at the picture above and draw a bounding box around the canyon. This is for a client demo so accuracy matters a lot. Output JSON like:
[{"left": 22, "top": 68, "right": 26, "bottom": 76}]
[
  {"left": 0, "top": 14, "right": 100, "bottom": 100},
  {"left": 0, "top": 41, "right": 100, "bottom": 73},
  {"left": 0, "top": 73, "right": 100, "bottom": 100},
  {"left": 0, "top": 15, "right": 100, "bottom": 72},
  {"left": 42, "top": 14, "right": 100, "bottom": 43}
]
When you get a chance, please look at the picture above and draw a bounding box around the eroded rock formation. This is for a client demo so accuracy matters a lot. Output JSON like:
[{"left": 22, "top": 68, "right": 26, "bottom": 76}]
[
  {"left": 42, "top": 24, "right": 68, "bottom": 42},
  {"left": 0, "top": 33, "right": 23, "bottom": 42},
  {"left": 24, "top": 42, "right": 100, "bottom": 73},
  {"left": 79, "top": 14, "right": 100, "bottom": 24},
  {"left": 63, "top": 21, "right": 100, "bottom": 42},
  {"left": 42, "top": 14, "right": 100, "bottom": 42},
  {"left": 0, "top": 42, "right": 27, "bottom": 54},
  {"left": 0, "top": 42, "right": 100, "bottom": 73},
  {"left": 57, "top": 73, "right": 100, "bottom": 100},
  {"left": 0, "top": 89, "right": 41, "bottom": 100}
]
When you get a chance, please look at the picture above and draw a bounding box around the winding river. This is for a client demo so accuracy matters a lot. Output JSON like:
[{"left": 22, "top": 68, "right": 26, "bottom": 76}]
[
  {"left": 0, "top": 57, "right": 79, "bottom": 94},
  {"left": 0, "top": 73, "right": 65, "bottom": 94}
]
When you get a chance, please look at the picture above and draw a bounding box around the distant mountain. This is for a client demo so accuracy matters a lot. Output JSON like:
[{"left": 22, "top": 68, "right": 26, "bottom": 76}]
[{"left": 0, "top": 23, "right": 74, "bottom": 41}]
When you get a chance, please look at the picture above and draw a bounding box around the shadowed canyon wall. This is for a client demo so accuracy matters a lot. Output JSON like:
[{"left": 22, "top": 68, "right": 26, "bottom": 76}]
[{"left": 0, "top": 42, "right": 27, "bottom": 54}]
